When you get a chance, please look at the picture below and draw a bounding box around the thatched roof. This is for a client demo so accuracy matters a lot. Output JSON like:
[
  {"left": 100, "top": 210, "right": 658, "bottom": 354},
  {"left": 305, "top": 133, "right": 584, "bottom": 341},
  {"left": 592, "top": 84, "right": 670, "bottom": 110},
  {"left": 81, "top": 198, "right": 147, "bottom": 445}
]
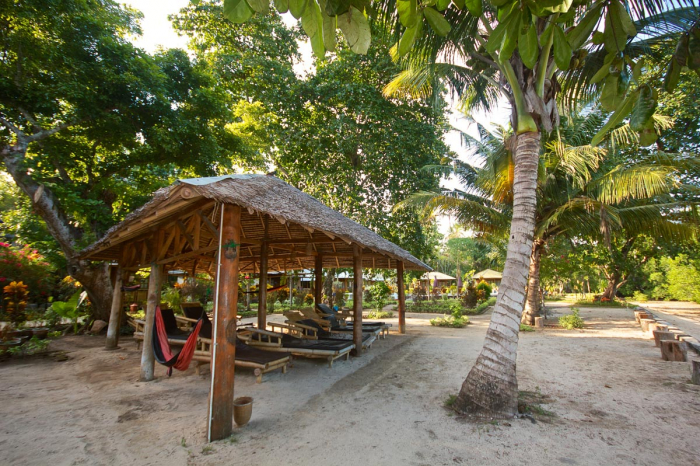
[
  {"left": 473, "top": 269, "right": 502, "bottom": 280},
  {"left": 79, "top": 175, "right": 431, "bottom": 273}
]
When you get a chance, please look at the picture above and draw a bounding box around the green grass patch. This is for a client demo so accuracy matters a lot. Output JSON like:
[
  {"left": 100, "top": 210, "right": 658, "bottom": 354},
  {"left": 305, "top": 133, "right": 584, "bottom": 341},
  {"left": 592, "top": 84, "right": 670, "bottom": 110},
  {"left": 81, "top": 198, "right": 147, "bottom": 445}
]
[
  {"left": 519, "top": 323, "right": 535, "bottom": 332},
  {"left": 573, "top": 299, "right": 625, "bottom": 307},
  {"left": 444, "top": 394, "right": 458, "bottom": 408}
]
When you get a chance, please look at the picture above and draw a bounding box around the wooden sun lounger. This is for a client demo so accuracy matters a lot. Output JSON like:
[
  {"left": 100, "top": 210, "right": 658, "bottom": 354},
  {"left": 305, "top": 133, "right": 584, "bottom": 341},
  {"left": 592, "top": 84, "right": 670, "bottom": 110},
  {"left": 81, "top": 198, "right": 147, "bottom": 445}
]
[
  {"left": 238, "top": 328, "right": 354, "bottom": 368},
  {"left": 270, "top": 321, "right": 377, "bottom": 350},
  {"left": 129, "top": 316, "right": 289, "bottom": 383}
]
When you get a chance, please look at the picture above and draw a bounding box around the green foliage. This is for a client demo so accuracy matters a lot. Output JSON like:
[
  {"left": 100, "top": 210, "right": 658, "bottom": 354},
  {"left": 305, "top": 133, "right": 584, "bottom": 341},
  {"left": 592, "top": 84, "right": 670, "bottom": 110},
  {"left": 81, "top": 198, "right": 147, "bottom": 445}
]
[
  {"left": 409, "top": 298, "right": 464, "bottom": 314},
  {"left": 0, "top": 242, "right": 57, "bottom": 304},
  {"left": 369, "top": 281, "right": 391, "bottom": 311},
  {"left": 2, "top": 280, "right": 29, "bottom": 326},
  {"left": 49, "top": 292, "right": 84, "bottom": 334},
  {"left": 475, "top": 281, "right": 492, "bottom": 298},
  {"left": 461, "top": 281, "right": 478, "bottom": 308},
  {"left": 559, "top": 308, "right": 585, "bottom": 330},
  {"left": 475, "top": 297, "right": 496, "bottom": 314},
  {"left": 5, "top": 336, "right": 50, "bottom": 357},
  {"left": 631, "top": 291, "right": 648, "bottom": 302},
  {"left": 430, "top": 313, "right": 469, "bottom": 328},
  {"left": 644, "top": 254, "right": 700, "bottom": 303},
  {"left": 519, "top": 323, "right": 535, "bottom": 332},
  {"left": 367, "top": 310, "right": 394, "bottom": 319}
]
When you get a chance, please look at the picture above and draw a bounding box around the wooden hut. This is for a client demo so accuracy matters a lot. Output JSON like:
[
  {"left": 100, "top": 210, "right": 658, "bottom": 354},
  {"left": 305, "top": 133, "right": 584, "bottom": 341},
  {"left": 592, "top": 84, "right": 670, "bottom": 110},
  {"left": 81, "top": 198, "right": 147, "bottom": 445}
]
[
  {"left": 79, "top": 174, "right": 430, "bottom": 441},
  {"left": 473, "top": 269, "right": 503, "bottom": 286}
]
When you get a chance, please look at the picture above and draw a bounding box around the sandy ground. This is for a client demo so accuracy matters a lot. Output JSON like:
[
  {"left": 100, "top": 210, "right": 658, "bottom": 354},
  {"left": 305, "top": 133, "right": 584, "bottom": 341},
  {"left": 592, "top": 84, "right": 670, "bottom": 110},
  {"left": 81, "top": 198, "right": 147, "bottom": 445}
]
[{"left": 1, "top": 306, "right": 699, "bottom": 466}]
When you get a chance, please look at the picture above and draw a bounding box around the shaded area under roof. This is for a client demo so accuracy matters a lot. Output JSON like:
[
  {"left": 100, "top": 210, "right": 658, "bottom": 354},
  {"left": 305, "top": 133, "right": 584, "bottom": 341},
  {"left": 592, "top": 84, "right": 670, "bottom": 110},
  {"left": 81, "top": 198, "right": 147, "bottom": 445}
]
[{"left": 79, "top": 175, "right": 432, "bottom": 273}]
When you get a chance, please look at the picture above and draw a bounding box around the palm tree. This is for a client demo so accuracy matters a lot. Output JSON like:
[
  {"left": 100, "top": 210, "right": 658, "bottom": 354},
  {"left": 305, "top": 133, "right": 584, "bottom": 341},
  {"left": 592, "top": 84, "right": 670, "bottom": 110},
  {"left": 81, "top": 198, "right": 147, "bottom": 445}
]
[
  {"left": 231, "top": 0, "right": 699, "bottom": 418},
  {"left": 381, "top": 0, "right": 698, "bottom": 418},
  {"left": 400, "top": 110, "right": 696, "bottom": 323}
]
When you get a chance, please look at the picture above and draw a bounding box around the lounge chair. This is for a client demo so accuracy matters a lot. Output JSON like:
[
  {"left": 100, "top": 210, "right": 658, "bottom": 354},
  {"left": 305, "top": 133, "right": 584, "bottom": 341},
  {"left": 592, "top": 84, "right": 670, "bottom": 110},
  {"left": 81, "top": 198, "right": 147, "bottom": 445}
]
[
  {"left": 238, "top": 327, "right": 354, "bottom": 368},
  {"left": 270, "top": 320, "right": 377, "bottom": 350},
  {"left": 316, "top": 303, "right": 391, "bottom": 338},
  {"left": 134, "top": 308, "right": 289, "bottom": 382}
]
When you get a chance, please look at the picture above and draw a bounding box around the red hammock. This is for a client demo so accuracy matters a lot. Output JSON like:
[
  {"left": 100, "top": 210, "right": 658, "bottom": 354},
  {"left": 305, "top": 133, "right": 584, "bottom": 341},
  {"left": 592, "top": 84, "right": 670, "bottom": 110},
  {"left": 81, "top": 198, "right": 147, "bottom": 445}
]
[{"left": 153, "top": 306, "right": 202, "bottom": 376}]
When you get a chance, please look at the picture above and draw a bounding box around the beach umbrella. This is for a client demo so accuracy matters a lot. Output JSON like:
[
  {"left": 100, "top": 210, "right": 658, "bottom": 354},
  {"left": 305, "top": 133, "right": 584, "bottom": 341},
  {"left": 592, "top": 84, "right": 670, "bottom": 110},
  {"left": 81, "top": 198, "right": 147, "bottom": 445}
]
[
  {"left": 433, "top": 276, "right": 439, "bottom": 291},
  {"left": 457, "top": 275, "right": 463, "bottom": 293}
]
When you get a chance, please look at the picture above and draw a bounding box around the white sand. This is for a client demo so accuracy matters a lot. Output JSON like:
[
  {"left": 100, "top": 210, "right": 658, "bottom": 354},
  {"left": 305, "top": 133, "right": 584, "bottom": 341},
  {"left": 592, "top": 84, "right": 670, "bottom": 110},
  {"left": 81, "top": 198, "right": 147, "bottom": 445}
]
[{"left": 1, "top": 306, "right": 699, "bottom": 466}]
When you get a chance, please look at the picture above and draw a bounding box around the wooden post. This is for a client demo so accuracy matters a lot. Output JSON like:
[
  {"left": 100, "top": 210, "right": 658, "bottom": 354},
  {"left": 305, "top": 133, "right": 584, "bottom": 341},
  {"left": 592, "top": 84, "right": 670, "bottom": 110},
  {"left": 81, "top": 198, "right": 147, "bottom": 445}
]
[
  {"left": 314, "top": 254, "right": 323, "bottom": 306},
  {"left": 258, "top": 240, "right": 268, "bottom": 330},
  {"left": 352, "top": 245, "right": 363, "bottom": 356},
  {"left": 105, "top": 266, "right": 124, "bottom": 349},
  {"left": 208, "top": 204, "right": 241, "bottom": 442},
  {"left": 140, "top": 262, "right": 163, "bottom": 381},
  {"left": 534, "top": 317, "right": 544, "bottom": 329},
  {"left": 397, "top": 261, "right": 406, "bottom": 334},
  {"left": 640, "top": 318, "right": 655, "bottom": 332},
  {"left": 691, "top": 360, "right": 700, "bottom": 385}
]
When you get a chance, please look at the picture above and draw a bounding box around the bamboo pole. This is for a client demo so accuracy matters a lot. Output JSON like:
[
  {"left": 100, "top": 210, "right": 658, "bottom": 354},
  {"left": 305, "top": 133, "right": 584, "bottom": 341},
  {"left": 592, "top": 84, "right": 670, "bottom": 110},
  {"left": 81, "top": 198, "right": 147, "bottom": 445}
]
[
  {"left": 207, "top": 204, "right": 241, "bottom": 442},
  {"left": 397, "top": 261, "right": 406, "bottom": 334},
  {"left": 258, "top": 239, "right": 269, "bottom": 330},
  {"left": 105, "top": 266, "right": 124, "bottom": 349},
  {"left": 140, "top": 262, "right": 163, "bottom": 381},
  {"left": 352, "top": 244, "right": 363, "bottom": 356},
  {"left": 314, "top": 254, "right": 323, "bottom": 306}
]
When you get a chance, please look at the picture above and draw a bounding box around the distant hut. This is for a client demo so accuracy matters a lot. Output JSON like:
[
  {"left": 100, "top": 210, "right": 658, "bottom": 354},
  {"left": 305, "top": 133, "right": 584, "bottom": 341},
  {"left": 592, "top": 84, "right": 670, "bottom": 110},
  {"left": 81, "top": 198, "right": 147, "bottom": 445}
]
[{"left": 472, "top": 269, "right": 502, "bottom": 287}]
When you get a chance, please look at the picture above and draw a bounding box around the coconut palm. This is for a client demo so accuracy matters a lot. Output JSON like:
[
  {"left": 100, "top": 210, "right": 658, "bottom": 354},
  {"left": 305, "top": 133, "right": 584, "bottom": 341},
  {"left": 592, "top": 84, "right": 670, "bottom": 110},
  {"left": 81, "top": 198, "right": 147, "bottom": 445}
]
[
  {"left": 380, "top": 0, "right": 698, "bottom": 418},
  {"left": 399, "top": 111, "right": 697, "bottom": 325}
]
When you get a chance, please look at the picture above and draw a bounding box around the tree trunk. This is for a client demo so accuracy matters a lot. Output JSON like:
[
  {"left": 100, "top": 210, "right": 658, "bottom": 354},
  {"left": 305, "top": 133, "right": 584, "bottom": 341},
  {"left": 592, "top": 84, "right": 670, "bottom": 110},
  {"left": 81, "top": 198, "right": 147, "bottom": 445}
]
[
  {"left": 3, "top": 141, "right": 113, "bottom": 321},
  {"left": 454, "top": 131, "right": 540, "bottom": 418},
  {"left": 521, "top": 240, "right": 543, "bottom": 325},
  {"left": 601, "top": 272, "right": 620, "bottom": 301}
]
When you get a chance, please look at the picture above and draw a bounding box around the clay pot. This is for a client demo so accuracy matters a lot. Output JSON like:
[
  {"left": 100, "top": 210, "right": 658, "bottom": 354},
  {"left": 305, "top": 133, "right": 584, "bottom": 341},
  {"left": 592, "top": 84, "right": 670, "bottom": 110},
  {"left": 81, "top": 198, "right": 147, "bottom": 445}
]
[
  {"left": 233, "top": 396, "right": 253, "bottom": 427},
  {"left": 129, "top": 303, "right": 139, "bottom": 313}
]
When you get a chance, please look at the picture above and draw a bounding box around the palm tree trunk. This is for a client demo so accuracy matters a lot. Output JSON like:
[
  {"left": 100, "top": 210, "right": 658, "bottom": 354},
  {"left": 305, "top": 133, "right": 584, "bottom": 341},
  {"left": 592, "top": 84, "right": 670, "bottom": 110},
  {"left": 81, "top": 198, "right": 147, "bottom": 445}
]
[
  {"left": 521, "top": 241, "right": 543, "bottom": 325},
  {"left": 454, "top": 131, "right": 540, "bottom": 418}
]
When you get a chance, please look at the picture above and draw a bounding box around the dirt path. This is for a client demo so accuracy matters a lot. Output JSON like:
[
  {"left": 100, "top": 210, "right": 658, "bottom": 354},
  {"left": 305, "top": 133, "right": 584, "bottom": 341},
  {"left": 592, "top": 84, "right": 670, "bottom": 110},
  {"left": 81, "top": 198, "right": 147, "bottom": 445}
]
[{"left": 1, "top": 308, "right": 699, "bottom": 465}]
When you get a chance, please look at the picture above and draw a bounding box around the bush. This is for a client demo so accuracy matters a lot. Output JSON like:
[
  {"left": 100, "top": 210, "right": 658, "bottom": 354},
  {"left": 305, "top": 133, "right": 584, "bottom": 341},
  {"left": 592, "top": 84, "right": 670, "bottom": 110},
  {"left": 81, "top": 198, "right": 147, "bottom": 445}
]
[
  {"left": 408, "top": 299, "right": 463, "bottom": 314},
  {"left": 461, "top": 282, "right": 478, "bottom": 308},
  {"left": 411, "top": 284, "right": 427, "bottom": 303},
  {"left": 369, "top": 281, "right": 391, "bottom": 311},
  {"left": 367, "top": 310, "right": 393, "bottom": 319},
  {"left": 632, "top": 291, "right": 648, "bottom": 302},
  {"left": 430, "top": 308, "right": 470, "bottom": 328},
  {"left": 559, "top": 308, "right": 584, "bottom": 330},
  {"left": 475, "top": 280, "right": 492, "bottom": 297},
  {"left": 0, "top": 243, "right": 56, "bottom": 305},
  {"left": 3, "top": 280, "right": 29, "bottom": 326},
  {"left": 519, "top": 323, "right": 535, "bottom": 332},
  {"left": 303, "top": 293, "right": 314, "bottom": 305},
  {"left": 474, "top": 297, "right": 497, "bottom": 314}
]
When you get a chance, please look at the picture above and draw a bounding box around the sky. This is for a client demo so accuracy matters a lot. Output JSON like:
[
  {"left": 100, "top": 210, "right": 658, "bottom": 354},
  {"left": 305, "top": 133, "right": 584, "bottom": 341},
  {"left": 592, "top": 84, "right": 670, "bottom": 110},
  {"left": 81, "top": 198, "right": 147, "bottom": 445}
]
[{"left": 117, "top": 0, "right": 510, "bottom": 235}]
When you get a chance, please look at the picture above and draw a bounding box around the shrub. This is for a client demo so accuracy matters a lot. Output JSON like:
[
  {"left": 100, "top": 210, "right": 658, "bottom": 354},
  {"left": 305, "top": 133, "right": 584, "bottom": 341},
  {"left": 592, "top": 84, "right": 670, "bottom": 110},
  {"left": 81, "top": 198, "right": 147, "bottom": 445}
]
[
  {"left": 367, "top": 310, "right": 393, "bottom": 319},
  {"left": 632, "top": 291, "right": 648, "bottom": 302},
  {"left": 369, "top": 281, "right": 391, "bottom": 311},
  {"left": 476, "top": 280, "right": 492, "bottom": 297},
  {"left": 474, "top": 297, "right": 497, "bottom": 314},
  {"left": 519, "top": 323, "right": 535, "bottom": 332},
  {"left": 3, "top": 280, "right": 29, "bottom": 326},
  {"left": 303, "top": 293, "right": 314, "bottom": 305},
  {"left": 430, "top": 310, "right": 470, "bottom": 328},
  {"left": 411, "top": 284, "right": 427, "bottom": 303},
  {"left": 461, "top": 282, "right": 478, "bottom": 308},
  {"left": 559, "top": 308, "right": 584, "bottom": 330},
  {"left": 0, "top": 243, "right": 56, "bottom": 305}
]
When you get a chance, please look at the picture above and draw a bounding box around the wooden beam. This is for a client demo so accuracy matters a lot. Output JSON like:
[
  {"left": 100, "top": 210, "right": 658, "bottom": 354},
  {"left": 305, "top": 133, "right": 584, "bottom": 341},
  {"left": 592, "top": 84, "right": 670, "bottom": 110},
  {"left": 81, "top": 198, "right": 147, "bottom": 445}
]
[
  {"left": 198, "top": 209, "right": 220, "bottom": 238},
  {"left": 315, "top": 254, "right": 323, "bottom": 306},
  {"left": 352, "top": 244, "right": 363, "bottom": 356},
  {"left": 397, "top": 261, "right": 406, "bottom": 334},
  {"left": 265, "top": 237, "right": 343, "bottom": 245},
  {"left": 159, "top": 226, "right": 177, "bottom": 259},
  {"left": 208, "top": 204, "right": 241, "bottom": 442},
  {"left": 140, "top": 262, "right": 163, "bottom": 381},
  {"left": 177, "top": 220, "right": 197, "bottom": 250},
  {"left": 156, "top": 244, "right": 219, "bottom": 265},
  {"left": 105, "top": 265, "right": 124, "bottom": 349}
]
